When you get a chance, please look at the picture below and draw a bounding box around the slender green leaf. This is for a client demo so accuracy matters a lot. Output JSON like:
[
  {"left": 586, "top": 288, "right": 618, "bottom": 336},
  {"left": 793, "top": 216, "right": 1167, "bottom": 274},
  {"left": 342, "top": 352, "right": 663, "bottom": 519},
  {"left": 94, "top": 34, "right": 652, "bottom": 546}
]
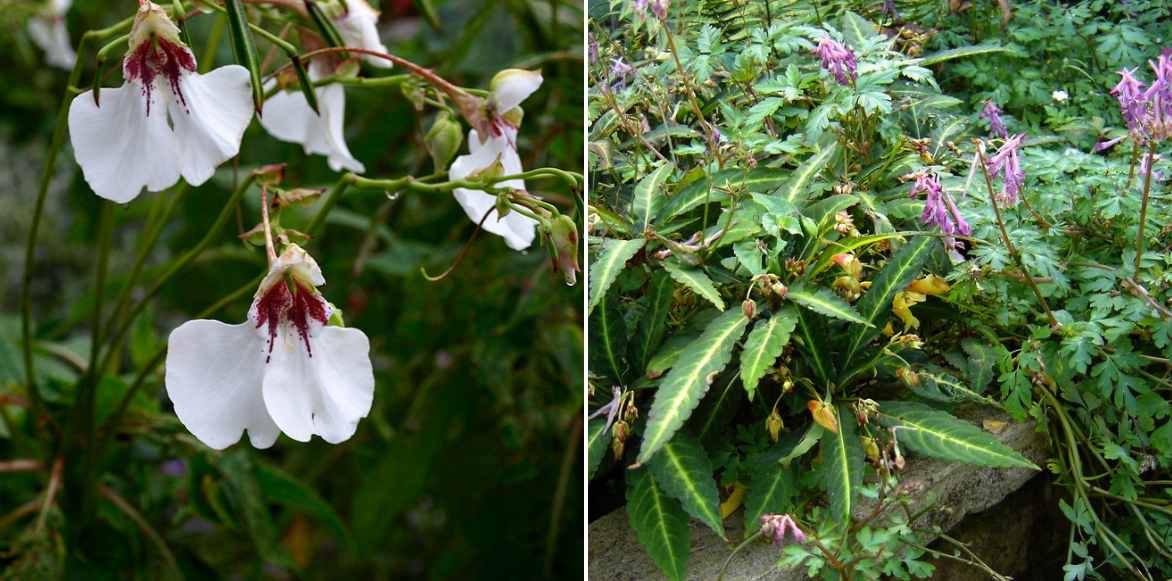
[
  {"left": 631, "top": 162, "right": 675, "bottom": 233},
  {"left": 744, "top": 456, "right": 795, "bottom": 535},
  {"left": 793, "top": 308, "right": 831, "bottom": 385},
  {"left": 589, "top": 294, "right": 628, "bottom": 383},
  {"left": 739, "top": 308, "right": 797, "bottom": 400},
  {"left": 787, "top": 285, "right": 872, "bottom": 327},
  {"left": 627, "top": 470, "right": 690, "bottom": 581},
  {"left": 819, "top": 405, "right": 864, "bottom": 525},
  {"left": 879, "top": 402, "right": 1038, "bottom": 469},
  {"left": 842, "top": 236, "right": 935, "bottom": 367},
  {"left": 633, "top": 272, "right": 675, "bottom": 373},
  {"left": 304, "top": 0, "right": 347, "bottom": 49},
  {"left": 657, "top": 167, "right": 788, "bottom": 221},
  {"left": 638, "top": 309, "right": 749, "bottom": 464},
  {"left": 256, "top": 463, "right": 350, "bottom": 547},
  {"left": 809, "top": 231, "right": 925, "bottom": 277},
  {"left": 662, "top": 261, "right": 724, "bottom": 311},
  {"left": 648, "top": 433, "right": 725, "bottom": 539},
  {"left": 588, "top": 418, "right": 609, "bottom": 479},
  {"left": 778, "top": 422, "right": 824, "bottom": 466},
  {"left": 224, "top": 0, "right": 263, "bottom": 114},
  {"left": 781, "top": 143, "right": 838, "bottom": 204},
  {"left": 917, "top": 43, "right": 1010, "bottom": 67},
  {"left": 647, "top": 333, "right": 694, "bottom": 378},
  {"left": 589, "top": 238, "right": 645, "bottom": 314},
  {"left": 288, "top": 55, "right": 320, "bottom": 114}
]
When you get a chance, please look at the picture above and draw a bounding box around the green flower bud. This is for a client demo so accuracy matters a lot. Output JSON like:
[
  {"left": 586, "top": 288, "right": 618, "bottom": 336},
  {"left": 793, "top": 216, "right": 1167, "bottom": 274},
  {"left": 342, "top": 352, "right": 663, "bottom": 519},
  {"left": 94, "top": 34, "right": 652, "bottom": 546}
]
[
  {"left": 548, "top": 214, "right": 580, "bottom": 286},
  {"left": 425, "top": 113, "right": 464, "bottom": 173}
]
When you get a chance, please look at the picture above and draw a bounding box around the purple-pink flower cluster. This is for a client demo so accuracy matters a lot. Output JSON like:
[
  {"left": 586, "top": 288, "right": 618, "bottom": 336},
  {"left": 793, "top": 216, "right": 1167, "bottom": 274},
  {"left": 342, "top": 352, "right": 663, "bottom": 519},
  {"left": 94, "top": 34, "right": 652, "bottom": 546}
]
[
  {"left": 760, "top": 514, "right": 806, "bottom": 545},
  {"left": 986, "top": 133, "right": 1027, "bottom": 205},
  {"left": 1110, "top": 49, "right": 1172, "bottom": 141},
  {"left": 979, "top": 100, "right": 1008, "bottom": 139},
  {"left": 910, "top": 172, "right": 970, "bottom": 253},
  {"left": 812, "top": 37, "right": 857, "bottom": 85}
]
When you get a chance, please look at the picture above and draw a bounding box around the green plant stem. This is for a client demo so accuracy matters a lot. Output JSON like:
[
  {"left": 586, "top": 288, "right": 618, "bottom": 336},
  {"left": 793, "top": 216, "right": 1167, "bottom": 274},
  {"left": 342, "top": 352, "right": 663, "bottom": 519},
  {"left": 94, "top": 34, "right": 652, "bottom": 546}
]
[
  {"left": 1134, "top": 141, "right": 1156, "bottom": 275},
  {"left": 975, "top": 145, "right": 1058, "bottom": 328},
  {"left": 717, "top": 531, "right": 763, "bottom": 581},
  {"left": 660, "top": 22, "right": 722, "bottom": 168},
  {"left": 97, "top": 175, "right": 257, "bottom": 375}
]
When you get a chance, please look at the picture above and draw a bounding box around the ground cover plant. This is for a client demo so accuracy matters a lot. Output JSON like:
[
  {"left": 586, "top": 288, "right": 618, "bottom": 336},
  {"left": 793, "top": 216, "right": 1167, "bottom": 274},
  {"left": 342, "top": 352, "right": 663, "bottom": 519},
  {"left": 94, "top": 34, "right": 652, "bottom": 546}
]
[
  {"left": 0, "top": 0, "right": 584, "bottom": 578},
  {"left": 587, "top": 1, "right": 1170, "bottom": 579}
]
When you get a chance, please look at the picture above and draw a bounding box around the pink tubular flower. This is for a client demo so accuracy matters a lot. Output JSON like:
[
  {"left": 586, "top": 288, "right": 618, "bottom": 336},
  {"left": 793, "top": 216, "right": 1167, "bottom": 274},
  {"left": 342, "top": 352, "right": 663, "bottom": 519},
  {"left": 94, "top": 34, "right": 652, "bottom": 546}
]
[
  {"left": 910, "top": 172, "right": 970, "bottom": 254},
  {"left": 1142, "top": 53, "right": 1172, "bottom": 139},
  {"left": 812, "top": 37, "right": 857, "bottom": 85},
  {"left": 1111, "top": 68, "right": 1148, "bottom": 133},
  {"left": 760, "top": 514, "right": 806, "bottom": 545},
  {"left": 978, "top": 100, "right": 1008, "bottom": 139},
  {"left": 986, "top": 133, "right": 1027, "bottom": 205}
]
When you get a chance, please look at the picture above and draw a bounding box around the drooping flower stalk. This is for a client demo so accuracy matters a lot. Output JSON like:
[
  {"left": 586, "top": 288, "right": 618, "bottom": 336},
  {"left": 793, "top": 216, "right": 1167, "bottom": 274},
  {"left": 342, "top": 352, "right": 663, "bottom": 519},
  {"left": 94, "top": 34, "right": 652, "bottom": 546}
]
[{"left": 812, "top": 36, "right": 857, "bottom": 85}]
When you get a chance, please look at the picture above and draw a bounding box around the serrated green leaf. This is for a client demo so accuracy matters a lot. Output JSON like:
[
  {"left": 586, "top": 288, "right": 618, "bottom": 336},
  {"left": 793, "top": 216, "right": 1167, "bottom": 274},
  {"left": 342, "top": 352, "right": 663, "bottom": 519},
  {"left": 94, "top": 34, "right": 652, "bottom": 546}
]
[
  {"left": 786, "top": 285, "right": 872, "bottom": 327},
  {"left": 793, "top": 308, "right": 831, "bottom": 385},
  {"left": 648, "top": 433, "right": 725, "bottom": 539},
  {"left": 879, "top": 402, "right": 1039, "bottom": 469},
  {"left": 627, "top": 470, "right": 690, "bottom": 581},
  {"left": 589, "top": 294, "right": 628, "bottom": 383},
  {"left": 662, "top": 261, "right": 724, "bottom": 311},
  {"left": 633, "top": 272, "right": 675, "bottom": 373},
  {"left": 744, "top": 457, "right": 795, "bottom": 535},
  {"left": 739, "top": 308, "right": 798, "bottom": 400},
  {"left": 657, "top": 167, "right": 789, "bottom": 221},
  {"left": 840, "top": 11, "right": 876, "bottom": 50},
  {"left": 588, "top": 418, "right": 609, "bottom": 480},
  {"left": 589, "top": 238, "right": 645, "bottom": 314},
  {"left": 819, "top": 405, "right": 864, "bottom": 525},
  {"left": 631, "top": 162, "right": 675, "bottom": 234},
  {"left": 781, "top": 143, "right": 837, "bottom": 205},
  {"left": 638, "top": 310, "right": 749, "bottom": 464},
  {"left": 916, "top": 43, "right": 1010, "bottom": 67},
  {"left": 841, "top": 237, "right": 935, "bottom": 368}
]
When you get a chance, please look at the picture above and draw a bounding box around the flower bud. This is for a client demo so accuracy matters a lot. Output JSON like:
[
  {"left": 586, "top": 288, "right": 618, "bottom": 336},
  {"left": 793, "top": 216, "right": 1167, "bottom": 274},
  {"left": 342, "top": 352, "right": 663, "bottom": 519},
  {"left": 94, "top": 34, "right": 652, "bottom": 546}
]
[
  {"left": 766, "top": 409, "right": 783, "bottom": 443},
  {"left": 771, "top": 283, "right": 788, "bottom": 299},
  {"left": 612, "top": 420, "right": 629, "bottom": 460},
  {"left": 862, "top": 436, "right": 880, "bottom": 463},
  {"left": 425, "top": 113, "right": 464, "bottom": 173},
  {"left": 742, "top": 299, "right": 756, "bottom": 319},
  {"left": 548, "top": 214, "right": 580, "bottom": 286}
]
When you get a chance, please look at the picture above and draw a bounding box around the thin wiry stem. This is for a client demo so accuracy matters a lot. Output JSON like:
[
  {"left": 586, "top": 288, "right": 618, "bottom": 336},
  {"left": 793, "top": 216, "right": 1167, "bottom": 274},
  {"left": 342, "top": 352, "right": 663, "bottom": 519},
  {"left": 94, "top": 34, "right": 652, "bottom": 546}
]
[{"left": 1134, "top": 141, "right": 1156, "bottom": 275}]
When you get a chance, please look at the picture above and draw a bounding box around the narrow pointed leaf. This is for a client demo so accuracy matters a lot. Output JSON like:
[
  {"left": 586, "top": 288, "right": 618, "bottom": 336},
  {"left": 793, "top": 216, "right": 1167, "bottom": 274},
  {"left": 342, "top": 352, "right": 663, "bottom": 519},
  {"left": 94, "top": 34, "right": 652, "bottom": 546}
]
[
  {"left": 781, "top": 143, "right": 838, "bottom": 204},
  {"left": 633, "top": 272, "right": 675, "bottom": 373},
  {"left": 842, "top": 236, "right": 935, "bottom": 367},
  {"left": 662, "top": 262, "right": 724, "bottom": 311},
  {"left": 588, "top": 238, "right": 645, "bottom": 314},
  {"left": 412, "top": 0, "right": 441, "bottom": 30},
  {"left": 224, "top": 0, "right": 264, "bottom": 114},
  {"left": 819, "top": 405, "right": 863, "bottom": 525},
  {"left": 631, "top": 162, "right": 675, "bottom": 234},
  {"left": 289, "top": 55, "right": 320, "bottom": 114},
  {"left": 657, "top": 167, "right": 789, "bottom": 221},
  {"left": 588, "top": 418, "right": 609, "bottom": 479},
  {"left": 916, "top": 43, "right": 1009, "bottom": 67},
  {"left": 743, "top": 457, "right": 795, "bottom": 535},
  {"left": 739, "top": 308, "right": 797, "bottom": 400},
  {"left": 638, "top": 309, "right": 749, "bottom": 464},
  {"left": 589, "top": 294, "right": 627, "bottom": 383},
  {"left": 627, "top": 470, "right": 690, "bottom": 581},
  {"left": 786, "top": 285, "right": 872, "bottom": 327},
  {"left": 778, "top": 422, "right": 824, "bottom": 466},
  {"left": 303, "top": 0, "right": 347, "bottom": 49},
  {"left": 809, "top": 231, "right": 926, "bottom": 277},
  {"left": 878, "top": 402, "right": 1039, "bottom": 469},
  {"left": 648, "top": 433, "right": 725, "bottom": 539},
  {"left": 793, "top": 308, "right": 831, "bottom": 385}
]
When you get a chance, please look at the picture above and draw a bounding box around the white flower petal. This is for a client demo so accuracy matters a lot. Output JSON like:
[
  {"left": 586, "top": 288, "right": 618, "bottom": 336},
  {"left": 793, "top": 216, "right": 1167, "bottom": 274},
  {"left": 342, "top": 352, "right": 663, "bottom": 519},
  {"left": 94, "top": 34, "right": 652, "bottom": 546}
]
[
  {"left": 28, "top": 17, "right": 76, "bottom": 70},
  {"left": 450, "top": 130, "right": 536, "bottom": 250},
  {"left": 68, "top": 81, "right": 180, "bottom": 203},
  {"left": 165, "top": 320, "right": 277, "bottom": 450},
  {"left": 169, "top": 65, "right": 254, "bottom": 186},
  {"left": 490, "top": 69, "right": 542, "bottom": 113},
  {"left": 261, "top": 326, "right": 374, "bottom": 444},
  {"left": 336, "top": 0, "right": 391, "bottom": 69},
  {"left": 259, "top": 70, "right": 365, "bottom": 173}
]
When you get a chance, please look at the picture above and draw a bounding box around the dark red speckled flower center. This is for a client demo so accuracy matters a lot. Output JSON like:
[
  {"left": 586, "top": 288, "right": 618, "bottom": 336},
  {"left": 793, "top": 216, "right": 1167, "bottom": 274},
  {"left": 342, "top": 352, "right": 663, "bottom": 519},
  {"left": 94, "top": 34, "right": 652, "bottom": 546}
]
[
  {"left": 123, "top": 35, "right": 196, "bottom": 116},
  {"left": 253, "top": 280, "right": 329, "bottom": 362}
]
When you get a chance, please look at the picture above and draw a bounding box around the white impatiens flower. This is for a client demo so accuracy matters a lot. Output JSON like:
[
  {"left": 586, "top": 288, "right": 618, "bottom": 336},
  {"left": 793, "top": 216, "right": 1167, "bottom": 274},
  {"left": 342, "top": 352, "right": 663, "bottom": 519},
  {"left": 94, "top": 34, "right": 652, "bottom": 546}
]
[
  {"left": 449, "top": 69, "right": 543, "bottom": 250},
  {"left": 259, "top": 60, "right": 365, "bottom": 173},
  {"left": 1052, "top": 89, "right": 1069, "bottom": 103},
  {"left": 165, "top": 245, "right": 374, "bottom": 449},
  {"left": 334, "top": 0, "right": 391, "bottom": 69},
  {"left": 67, "top": 2, "right": 252, "bottom": 203},
  {"left": 28, "top": 0, "right": 76, "bottom": 70}
]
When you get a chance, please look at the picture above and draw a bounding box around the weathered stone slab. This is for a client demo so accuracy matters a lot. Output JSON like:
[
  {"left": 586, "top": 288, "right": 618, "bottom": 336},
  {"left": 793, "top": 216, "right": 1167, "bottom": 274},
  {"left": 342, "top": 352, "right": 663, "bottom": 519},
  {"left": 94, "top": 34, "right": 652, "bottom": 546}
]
[{"left": 587, "top": 408, "right": 1048, "bottom": 580}]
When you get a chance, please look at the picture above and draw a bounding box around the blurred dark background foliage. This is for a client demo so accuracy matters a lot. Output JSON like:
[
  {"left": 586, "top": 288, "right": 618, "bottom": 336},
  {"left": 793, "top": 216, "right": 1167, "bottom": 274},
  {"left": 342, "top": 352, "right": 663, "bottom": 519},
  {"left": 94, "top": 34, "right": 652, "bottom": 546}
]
[{"left": 0, "top": 0, "right": 583, "bottom": 578}]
